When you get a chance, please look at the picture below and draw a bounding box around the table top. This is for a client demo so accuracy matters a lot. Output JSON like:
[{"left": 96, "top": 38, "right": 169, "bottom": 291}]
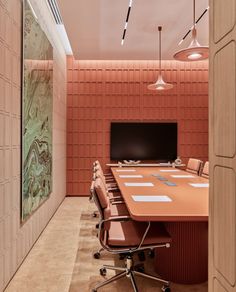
[{"left": 111, "top": 167, "right": 209, "bottom": 222}]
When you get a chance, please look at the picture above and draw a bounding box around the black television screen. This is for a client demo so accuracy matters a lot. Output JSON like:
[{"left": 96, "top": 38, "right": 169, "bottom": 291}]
[{"left": 110, "top": 122, "right": 177, "bottom": 161}]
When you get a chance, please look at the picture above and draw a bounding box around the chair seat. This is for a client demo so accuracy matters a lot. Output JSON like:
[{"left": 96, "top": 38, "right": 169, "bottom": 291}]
[
  {"left": 108, "top": 221, "right": 171, "bottom": 247},
  {"left": 106, "top": 182, "right": 117, "bottom": 188},
  {"left": 107, "top": 191, "right": 121, "bottom": 200},
  {"left": 110, "top": 203, "right": 129, "bottom": 217}
]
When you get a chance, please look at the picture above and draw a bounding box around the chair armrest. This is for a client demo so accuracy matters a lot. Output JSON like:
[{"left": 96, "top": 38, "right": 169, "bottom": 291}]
[
  {"left": 100, "top": 215, "right": 131, "bottom": 224},
  {"left": 97, "top": 216, "right": 153, "bottom": 254},
  {"left": 104, "top": 173, "right": 113, "bottom": 177},
  {"left": 111, "top": 200, "right": 125, "bottom": 205}
]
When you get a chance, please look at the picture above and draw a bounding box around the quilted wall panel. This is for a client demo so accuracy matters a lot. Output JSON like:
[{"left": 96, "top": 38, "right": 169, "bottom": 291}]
[{"left": 67, "top": 57, "right": 208, "bottom": 196}]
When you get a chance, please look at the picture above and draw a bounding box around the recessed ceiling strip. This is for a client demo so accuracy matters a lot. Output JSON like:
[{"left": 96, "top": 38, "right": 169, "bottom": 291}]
[{"left": 121, "top": 0, "right": 133, "bottom": 45}]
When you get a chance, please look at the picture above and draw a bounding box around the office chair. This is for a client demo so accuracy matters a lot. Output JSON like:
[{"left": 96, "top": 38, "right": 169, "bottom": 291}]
[
  {"left": 90, "top": 162, "right": 119, "bottom": 219},
  {"left": 92, "top": 179, "right": 172, "bottom": 292},
  {"left": 186, "top": 158, "right": 203, "bottom": 175},
  {"left": 201, "top": 161, "right": 209, "bottom": 178},
  {"left": 91, "top": 177, "right": 129, "bottom": 259},
  {"left": 94, "top": 169, "right": 119, "bottom": 192},
  {"left": 93, "top": 160, "right": 114, "bottom": 181}
]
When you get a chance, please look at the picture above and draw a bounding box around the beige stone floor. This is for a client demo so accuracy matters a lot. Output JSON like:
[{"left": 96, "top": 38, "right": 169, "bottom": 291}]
[
  {"left": 5, "top": 197, "right": 88, "bottom": 292},
  {"left": 4, "top": 197, "right": 208, "bottom": 292}
]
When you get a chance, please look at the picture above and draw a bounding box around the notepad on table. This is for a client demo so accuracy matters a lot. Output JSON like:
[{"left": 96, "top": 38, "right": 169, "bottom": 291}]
[
  {"left": 160, "top": 169, "right": 180, "bottom": 172},
  {"left": 152, "top": 173, "right": 161, "bottom": 177},
  {"left": 119, "top": 175, "right": 143, "bottom": 178},
  {"left": 132, "top": 195, "right": 172, "bottom": 202},
  {"left": 116, "top": 169, "right": 136, "bottom": 172},
  {"left": 189, "top": 183, "right": 209, "bottom": 188},
  {"left": 171, "top": 175, "right": 195, "bottom": 178},
  {"left": 164, "top": 181, "right": 177, "bottom": 186},
  {"left": 157, "top": 177, "right": 168, "bottom": 181},
  {"left": 124, "top": 182, "right": 154, "bottom": 187}
]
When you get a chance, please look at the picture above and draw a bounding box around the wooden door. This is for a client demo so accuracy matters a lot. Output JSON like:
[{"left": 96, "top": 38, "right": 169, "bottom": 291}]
[{"left": 209, "top": 0, "right": 236, "bottom": 291}]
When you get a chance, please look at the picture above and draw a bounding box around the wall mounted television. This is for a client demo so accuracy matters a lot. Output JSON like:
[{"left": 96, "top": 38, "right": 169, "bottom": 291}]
[{"left": 110, "top": 122, "right": 177, "bottom": 161}]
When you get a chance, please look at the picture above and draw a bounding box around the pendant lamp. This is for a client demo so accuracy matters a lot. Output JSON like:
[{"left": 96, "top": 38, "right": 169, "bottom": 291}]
[
  {"left": 148, "top": 26, "right": 173, "bottom": 91},
  {"left": 173, "top": 0, "right": 208, "bottom": 61}
]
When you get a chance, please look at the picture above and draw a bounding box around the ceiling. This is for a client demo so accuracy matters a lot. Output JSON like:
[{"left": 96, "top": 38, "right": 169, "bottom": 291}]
[{"left": 57, "top": 0, "right": 209, "bottom": 60}]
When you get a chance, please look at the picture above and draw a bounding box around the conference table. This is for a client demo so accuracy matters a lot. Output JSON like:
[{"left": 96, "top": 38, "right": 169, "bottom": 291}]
[{"left": 110, "top": 166, "right": 209, "bottom": 284}]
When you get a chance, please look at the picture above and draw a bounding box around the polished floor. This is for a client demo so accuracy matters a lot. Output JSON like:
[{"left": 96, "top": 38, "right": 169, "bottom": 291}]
[{"left": 5, "top": 198, "right": 208, "bottom": 292}]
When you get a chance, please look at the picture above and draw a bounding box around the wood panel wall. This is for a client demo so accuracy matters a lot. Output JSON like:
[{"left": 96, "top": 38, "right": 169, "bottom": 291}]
[
  {"left": 67, "top": 57, "right": 208, "bottom": 196},
  {"left": 0, "top": 0, "right": 67, "bottom": 290},
  {"left": 209, "top": 0, "right": 236, "bottom": 291}
]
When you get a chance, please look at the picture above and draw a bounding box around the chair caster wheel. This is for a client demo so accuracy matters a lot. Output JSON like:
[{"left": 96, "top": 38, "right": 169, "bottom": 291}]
[
  {"left": 119, "top": 254, "right": 125, "bottom": 260},
  {"left": 134, "top": 263, "right": 145, "bottom": 273},
  {"left": 92, "top": 213, "right": 97, "bottom": 218},
  {"left": 138, "top": 251, "right": 146, "bottom": 261},
  {"left": 148, "top": 250, "right": 155, "bottom": 258},
  {"left": 100, "top": 267, "right": 107, "bottom": 276},
  {"left": 162, "top": 286, "right": 171, "bottom": 292},
  {"left": 93, "top": 252, "right": 101, "bottom": 259},
  {"left": 92, "top": 289, "right": 97, "bottom": 292},
  {"left": 95, "top": 223, "right": 99, "bottom": 229}
]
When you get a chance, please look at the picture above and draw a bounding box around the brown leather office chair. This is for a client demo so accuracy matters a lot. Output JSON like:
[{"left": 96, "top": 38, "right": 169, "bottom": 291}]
[
  {"left": 186, "top": 158, "right": 203, "bottom": 175},
  {"left": 91, "top": 177, "right": 128, "bottom": 259},
  {"left": 90, "top": 161, "right": 119, "bottom": 219},
  {"left": 92, "top": 179, "right": 172, "bottom": 292},
  {"left": 201, "top": 161, "right": 209, "bottom": 178},
  {"left": 93, "top": 160, "right": 114, "bottom": 181},
  {"left": 94, "top": 169, "right": 119, "bottom": 193}
]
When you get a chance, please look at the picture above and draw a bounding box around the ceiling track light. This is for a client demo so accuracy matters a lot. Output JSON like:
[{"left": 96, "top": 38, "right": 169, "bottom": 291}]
[
  {"left": 148, "top": 26, "right": 174, "bottom": 91},
  {"left": 121, "top": 0, "right": 134, "bottom": 45},
  {"left": 173, "top": 0, "right": 209, "bottom": 62}
]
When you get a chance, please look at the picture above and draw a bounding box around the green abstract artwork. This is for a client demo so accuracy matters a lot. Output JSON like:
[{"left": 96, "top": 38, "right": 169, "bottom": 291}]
[{"left": 22, "top": 0, "right": 53, "bottom": 221}]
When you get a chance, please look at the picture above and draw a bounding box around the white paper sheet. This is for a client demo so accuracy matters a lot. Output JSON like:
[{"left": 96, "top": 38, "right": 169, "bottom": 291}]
[
  {"left": 132, "top": 195, "right": 172, "bottom": 202},
  {"left": 189, "top": 183, "right": 209, "bottom": 188},
  {"left": 116, "top": 169, "right": 136, "bottom": 172},
  {"left": 159, "top": 169, "right": 180, "bottom": 172},
  {"left": 124, "top": 182, "right": 154, "bottom": 187},
  {"left": 171, "top": 175, "right": 195, "bottom": 178},
  {"left": 119, "top": 175, "right": 143, "bottom": 178}
]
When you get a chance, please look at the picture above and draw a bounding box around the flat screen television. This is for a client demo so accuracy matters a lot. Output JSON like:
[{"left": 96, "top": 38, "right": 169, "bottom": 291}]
[{"left": 110, "top": 122, "right": 177, "bottom": 161}]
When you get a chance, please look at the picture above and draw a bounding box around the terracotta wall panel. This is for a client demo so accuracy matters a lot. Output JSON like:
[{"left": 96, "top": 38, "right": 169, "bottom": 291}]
[{"left": 67, "top": 57, "right": 209, "bottom": 196}]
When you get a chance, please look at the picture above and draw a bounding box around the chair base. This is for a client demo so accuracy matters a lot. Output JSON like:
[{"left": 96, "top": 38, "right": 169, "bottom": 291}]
[{"left": 92, "top": 255, "right": 171, "bottom": 292}]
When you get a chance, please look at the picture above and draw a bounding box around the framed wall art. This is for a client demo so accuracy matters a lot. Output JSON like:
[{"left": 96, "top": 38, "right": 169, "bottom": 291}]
[{"left": 22, "top": 0, "right": 53, "bottom": 221}]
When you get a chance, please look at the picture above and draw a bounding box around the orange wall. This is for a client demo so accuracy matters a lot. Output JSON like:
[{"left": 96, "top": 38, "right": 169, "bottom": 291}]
[{"left": 67, "top": 56, "right": 208, "bottom": 196}]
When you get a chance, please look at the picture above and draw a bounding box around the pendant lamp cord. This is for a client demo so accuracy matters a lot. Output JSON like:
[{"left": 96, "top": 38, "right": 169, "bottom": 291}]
[
  {"left": 193, "top": 0, "right": 196, "bottom": 28},
  {"left": 158, "top": 26, "right": 162, "bottom": 75}
]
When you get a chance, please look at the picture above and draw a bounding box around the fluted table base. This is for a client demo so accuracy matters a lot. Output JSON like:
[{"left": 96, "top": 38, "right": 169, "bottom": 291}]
[{"left": 155, "top": 222, "right": 208, "bottom": 284}]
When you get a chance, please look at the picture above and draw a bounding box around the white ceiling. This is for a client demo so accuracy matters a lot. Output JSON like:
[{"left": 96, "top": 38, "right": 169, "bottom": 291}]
[{"left": 57, "top": 0, "right": 209, "bottom": 60}]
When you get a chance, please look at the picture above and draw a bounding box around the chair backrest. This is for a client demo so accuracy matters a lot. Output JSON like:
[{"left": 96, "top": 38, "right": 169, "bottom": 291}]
[
  {"left": 201, "top": 161, "right": 209, "bottom": 178},
  {"left": 89, "top": 180, "right": 95, "bottom": 201},
  {"left": 94, "top": 163, "right": 105, "bottom": 176},
  {"left": 186, "top": 158, "right": 203, "bottom": 175},
  {"left": 93, "top": 160, "right": 101, "bottom": 170},
  {"left": 94, "top": 177, "right": 109, "bottom": 209},
  {"left": 89, "top": 180, "right": 104, "bottom": 218},
  {"left": 95, "top": 169, "right": 107, "bottom": 183}
]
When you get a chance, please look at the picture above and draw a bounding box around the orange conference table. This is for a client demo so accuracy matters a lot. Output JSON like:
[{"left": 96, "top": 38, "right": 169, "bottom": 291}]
[{"left": 111, "top": 166, "right": 208, "bottom": 284}]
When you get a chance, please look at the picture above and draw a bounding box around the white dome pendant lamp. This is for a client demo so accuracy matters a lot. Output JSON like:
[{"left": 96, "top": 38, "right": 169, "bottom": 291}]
[
  {"left": 148, "top": 26, "right": 173, "bottom": 91},
  {"left": 173, "top": 0, "right": 209, "bottom": 61}
]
